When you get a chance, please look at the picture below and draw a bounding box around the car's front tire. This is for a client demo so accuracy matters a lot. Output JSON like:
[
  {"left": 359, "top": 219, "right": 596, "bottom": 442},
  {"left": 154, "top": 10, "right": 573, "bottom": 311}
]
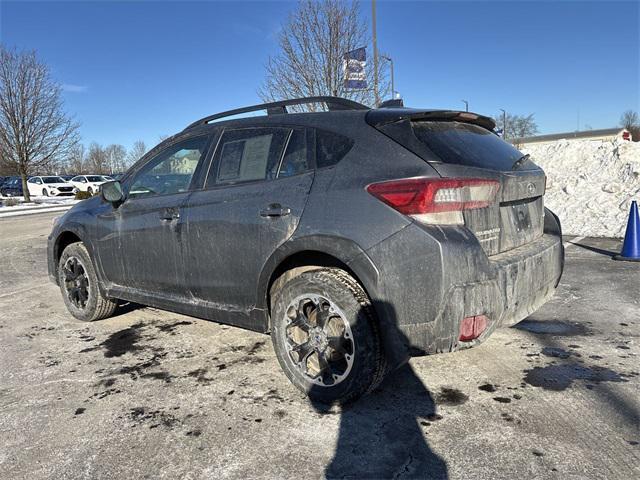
[
  {"left": 271, "top": 268, "right": 386, "bottom": 404},
  {"left": 42, "top": 188, "right": 48, "bottom": 196},
  {"left": 58, "top": 242, "right": 117, "bottom": 322},
  {"left": 87, "top": 187, "right": 93, "bottom": 195}
]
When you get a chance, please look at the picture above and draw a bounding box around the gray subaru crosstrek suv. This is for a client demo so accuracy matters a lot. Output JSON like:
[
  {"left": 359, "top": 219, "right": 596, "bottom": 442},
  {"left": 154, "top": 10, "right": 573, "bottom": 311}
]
[{"left": 48, "top": 97, "right": 563, "bottom": 403}]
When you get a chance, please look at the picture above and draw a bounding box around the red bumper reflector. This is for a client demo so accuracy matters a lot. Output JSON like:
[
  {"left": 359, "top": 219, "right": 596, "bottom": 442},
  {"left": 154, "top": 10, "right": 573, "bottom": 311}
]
[{"left": 459, "top": 315, "right": 488, "bottom": 342}]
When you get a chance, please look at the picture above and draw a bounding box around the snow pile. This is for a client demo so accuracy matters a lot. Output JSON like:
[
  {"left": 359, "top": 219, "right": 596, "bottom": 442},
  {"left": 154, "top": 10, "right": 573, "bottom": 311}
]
[{"left": 522, "top": 139, "right": 640, "bottom": 237}]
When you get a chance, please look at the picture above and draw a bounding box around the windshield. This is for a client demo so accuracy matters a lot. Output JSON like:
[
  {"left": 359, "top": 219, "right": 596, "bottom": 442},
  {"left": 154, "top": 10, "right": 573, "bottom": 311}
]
[
  {"left": 411, "top": 121, "right": 530, "bottom": 171},
  {"left": 87, "top": 176, "right": 104, "bottom": 182},
  {"left": 43, "top": 176, "right": 66, "bottom": 184}
]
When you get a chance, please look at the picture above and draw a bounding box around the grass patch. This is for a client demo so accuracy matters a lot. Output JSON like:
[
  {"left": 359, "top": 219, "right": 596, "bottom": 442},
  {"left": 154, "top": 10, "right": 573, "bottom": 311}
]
[{"left": 75, "top": 191, "right": 93, "bottom": 200}]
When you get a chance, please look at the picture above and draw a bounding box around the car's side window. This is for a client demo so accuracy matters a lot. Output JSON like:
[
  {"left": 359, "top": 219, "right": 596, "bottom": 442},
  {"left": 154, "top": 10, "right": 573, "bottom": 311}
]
[
  {"left": 128, "top": 136, "right": 209, "bottom": 199},
  {"left": 316, "top": 129, "right": 354, "bottom": 168},
  {"left": 35, "top": 178, "right": 42, "bottom": 184},
  {"left": 278, "top": 128, "right": 311, "bottom": 178},
  {"left": 208, "top": 128, "right": 289, "bottom": 186}
]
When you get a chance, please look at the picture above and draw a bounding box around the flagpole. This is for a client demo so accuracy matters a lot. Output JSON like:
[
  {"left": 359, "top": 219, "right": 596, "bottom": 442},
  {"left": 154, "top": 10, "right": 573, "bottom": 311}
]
[{"left": 371, "top": 0, "right": 379, "bottom": 106}]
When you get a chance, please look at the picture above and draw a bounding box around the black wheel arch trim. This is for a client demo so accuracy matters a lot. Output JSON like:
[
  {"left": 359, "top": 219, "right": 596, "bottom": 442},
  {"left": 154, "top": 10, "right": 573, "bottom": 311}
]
[
  {"left": 257, "top": 234, "right": 380, "bottom": 315},
  {"left": 257, "top": 234, "right": 410, "bottom": 369},
  {"left": 51, "top": 224, "right": 108, "bottom": 295}
]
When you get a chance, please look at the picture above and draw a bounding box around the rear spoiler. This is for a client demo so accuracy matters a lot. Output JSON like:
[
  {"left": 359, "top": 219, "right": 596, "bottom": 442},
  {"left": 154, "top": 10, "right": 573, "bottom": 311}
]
[{"left": 365, "top": 108, "right": 496, "bottom": 132}]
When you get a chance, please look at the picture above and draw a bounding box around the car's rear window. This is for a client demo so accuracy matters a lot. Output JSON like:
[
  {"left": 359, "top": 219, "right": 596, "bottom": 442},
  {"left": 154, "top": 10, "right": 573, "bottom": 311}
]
[{"left": 411, "top": 121, "right": 524, "bottom": 171}]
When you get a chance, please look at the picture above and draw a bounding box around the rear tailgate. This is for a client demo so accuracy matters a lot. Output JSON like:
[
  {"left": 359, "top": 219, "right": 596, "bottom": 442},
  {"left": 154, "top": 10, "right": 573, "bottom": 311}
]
[
  {"left": 460, "top": 169, "right": 545, "bottom": 255},
  {"left": 372, "top": 115, "right": 546, "bottom": 256}
]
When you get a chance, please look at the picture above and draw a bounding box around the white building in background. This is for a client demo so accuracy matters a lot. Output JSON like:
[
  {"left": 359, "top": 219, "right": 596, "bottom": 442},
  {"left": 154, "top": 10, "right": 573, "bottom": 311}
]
[{"left": 514, "top": 128, "right": 632, "bottom": 147}]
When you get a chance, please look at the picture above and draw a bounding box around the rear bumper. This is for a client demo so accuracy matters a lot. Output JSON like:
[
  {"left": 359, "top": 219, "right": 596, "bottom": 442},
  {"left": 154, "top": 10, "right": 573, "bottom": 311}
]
[
  {"left": 400, "top": 233, "right": 563, "bottom": 354},
  {"left": 360, "top": 209, "right": 564, "bottom": 366}
]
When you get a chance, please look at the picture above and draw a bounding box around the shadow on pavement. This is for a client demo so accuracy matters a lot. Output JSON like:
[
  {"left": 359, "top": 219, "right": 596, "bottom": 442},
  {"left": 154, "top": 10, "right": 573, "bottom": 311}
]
[
  {"left": 570, "top": 241, "right": 618, "bottom": 258},
  {"left": 111, "top": 301, "right": 144, "bottom": 318},
  {"left": 309, "top": 301, "right": 448, "bottom": 479}
]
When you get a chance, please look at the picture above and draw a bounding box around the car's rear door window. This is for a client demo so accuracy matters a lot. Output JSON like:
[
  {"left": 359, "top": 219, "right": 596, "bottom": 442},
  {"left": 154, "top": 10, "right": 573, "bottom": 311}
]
[
  {"left": 208, "top": 128, "right": 290, "bottom": 186},
  {"left": 278, "top": 128, "right": 311, "bottom": 178},
  {"left": 411, "top": 121, "right": 525, "bottom": 171}
]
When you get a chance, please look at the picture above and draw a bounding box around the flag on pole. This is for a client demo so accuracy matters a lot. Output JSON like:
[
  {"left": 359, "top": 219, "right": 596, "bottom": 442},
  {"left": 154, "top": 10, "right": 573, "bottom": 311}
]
[{"left": 343, "top": 47, "right": 367, "bottom": 89}]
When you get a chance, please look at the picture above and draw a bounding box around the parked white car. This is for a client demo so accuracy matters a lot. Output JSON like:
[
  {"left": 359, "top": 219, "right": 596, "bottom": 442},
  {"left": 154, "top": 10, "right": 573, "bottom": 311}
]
[
  {"left": 69, "top": 175, "right": 113, "bottom": 194},
  {"left": 27, "top": 176, "right": 75, "bottom": 197}
]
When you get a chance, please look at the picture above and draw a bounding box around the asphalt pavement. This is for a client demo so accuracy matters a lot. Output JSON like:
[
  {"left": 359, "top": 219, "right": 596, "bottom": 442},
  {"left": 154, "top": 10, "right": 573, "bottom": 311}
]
[{"left": 0, "top": 212, "right": 638, "bottom": 479}]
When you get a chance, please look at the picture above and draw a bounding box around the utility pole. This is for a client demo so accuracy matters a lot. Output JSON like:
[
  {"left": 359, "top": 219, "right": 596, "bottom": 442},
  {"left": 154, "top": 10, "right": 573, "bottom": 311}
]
[
  {"left": 462, "top": 100, "right": 469, "bottom": 112},
  {"left": 371, "top": 0, "right": 380, "bottom": 106},
  {"left": 500, "top": 109, "right": 507, "bottom": 139},
  {"left": 381, "top": 54, "right": 394, "bottom": 98}
]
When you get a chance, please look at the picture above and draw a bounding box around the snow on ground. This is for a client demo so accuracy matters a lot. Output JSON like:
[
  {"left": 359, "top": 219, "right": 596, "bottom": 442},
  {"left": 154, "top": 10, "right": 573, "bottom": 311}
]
[
  {"left": 0, "top": 196, "right": 79, "bottom": 208},
  {"left": 522, "top": 139, "right": 640, "bottom": 237},
  {"left": 0, "top": 197, "right": 80, "bottom": 218}
]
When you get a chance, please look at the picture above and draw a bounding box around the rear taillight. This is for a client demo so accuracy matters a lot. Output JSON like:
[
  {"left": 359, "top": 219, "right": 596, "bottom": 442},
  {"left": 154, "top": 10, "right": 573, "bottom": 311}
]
[{"left": 366, "top": 177, "right": 500, "bottom": 225}]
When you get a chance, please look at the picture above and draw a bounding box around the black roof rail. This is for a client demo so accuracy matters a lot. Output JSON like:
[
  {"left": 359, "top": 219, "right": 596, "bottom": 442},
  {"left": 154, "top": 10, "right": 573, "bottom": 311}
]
[
  {"left": 184, "top": 96, "right": 369, "bottom": 130},
  {"left": 378, "top": 98, "right": 404, "bottom": 108}
]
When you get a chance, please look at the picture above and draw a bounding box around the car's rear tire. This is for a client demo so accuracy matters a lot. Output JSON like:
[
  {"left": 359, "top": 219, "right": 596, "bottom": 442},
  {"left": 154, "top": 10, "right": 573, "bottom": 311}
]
[
  {"left": 58, "top": 242, "right": 117, "bottom": 322},
  {"left": 271, "top": 268, "right": 386, "bottom": 404}
]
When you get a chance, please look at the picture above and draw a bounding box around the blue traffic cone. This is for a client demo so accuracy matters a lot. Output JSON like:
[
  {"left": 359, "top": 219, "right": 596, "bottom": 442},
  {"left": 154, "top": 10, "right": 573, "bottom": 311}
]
[{"left": 614, "top": 200, "right": 640, "bottom": 262}]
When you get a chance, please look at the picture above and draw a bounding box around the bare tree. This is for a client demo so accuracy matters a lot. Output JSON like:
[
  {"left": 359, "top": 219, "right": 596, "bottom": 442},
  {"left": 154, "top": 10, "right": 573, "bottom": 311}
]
[
  {"left": 620, "top": 110, "right": 640, "bottom": 141},
  {"left": 259, "top": 0, "right": 389, "bottom": 109},
  {"left": 494, "top": 112, "right": 539, "bottom": 141},
  {"left": 0, "top": 46, "right": 79, "bottom": 201},
  {"left": 86, "top": 142, "right": 108, "bottom": 174},
  {"left": 67, "top": 144, "right": 85, "bottom": 173},
  {"left": 104, "top": 144, "right": 127, "bottom": 173},
  {"left": 126, "top": 140, "right": 147, "bottom": 168}
]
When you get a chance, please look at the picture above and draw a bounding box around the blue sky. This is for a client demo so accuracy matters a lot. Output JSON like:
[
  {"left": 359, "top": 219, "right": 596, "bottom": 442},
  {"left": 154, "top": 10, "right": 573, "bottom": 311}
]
[{"left": 2, "top": 0, "right": 638, "bottom": 152}]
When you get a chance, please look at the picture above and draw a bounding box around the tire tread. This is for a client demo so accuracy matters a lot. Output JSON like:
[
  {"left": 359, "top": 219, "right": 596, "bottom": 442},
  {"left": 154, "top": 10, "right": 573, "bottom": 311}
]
[{"left": 59, "top": 242, "right": 117, "bottom": 322}]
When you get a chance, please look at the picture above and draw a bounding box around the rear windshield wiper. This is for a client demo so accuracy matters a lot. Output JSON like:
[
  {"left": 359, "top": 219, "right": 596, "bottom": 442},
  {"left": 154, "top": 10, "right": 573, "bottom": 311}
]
[{"left": 512, "top": 153, "right": 530, "bottom": 170}]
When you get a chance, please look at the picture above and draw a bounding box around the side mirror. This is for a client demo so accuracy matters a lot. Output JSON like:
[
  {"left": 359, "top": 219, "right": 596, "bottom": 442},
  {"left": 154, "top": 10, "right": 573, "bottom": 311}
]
[{"left": 101, "top": 180, "right": 124, "bottom": 205}]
